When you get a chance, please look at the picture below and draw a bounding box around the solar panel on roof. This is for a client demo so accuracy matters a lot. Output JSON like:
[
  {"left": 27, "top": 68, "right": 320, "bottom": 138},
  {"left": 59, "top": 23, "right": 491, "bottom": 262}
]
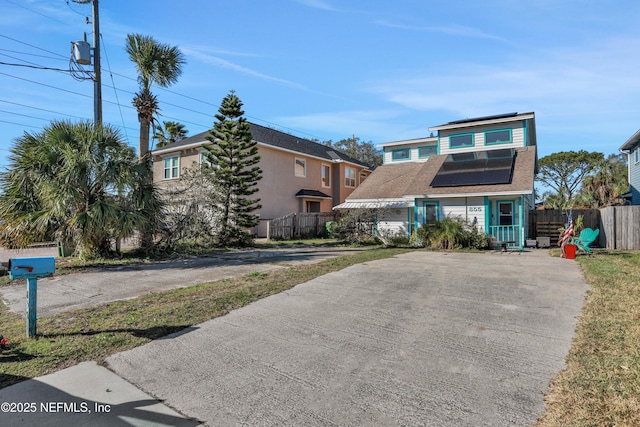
[
  {"left": 446, "top": 112, "right": 518, "bottom": 125},
  {"left": 430, "top": 149, "right": 516, "bottom": 187}
]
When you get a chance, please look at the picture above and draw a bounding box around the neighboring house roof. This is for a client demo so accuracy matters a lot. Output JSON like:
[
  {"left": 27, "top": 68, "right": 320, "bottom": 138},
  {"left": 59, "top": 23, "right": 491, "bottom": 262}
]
[
  {"left": 152, "top": 122, "right": 370, "bottom": 168},
  {"left": 341, "top": 146, "right": 536, "bottom": 203},
  {"left": 620, "top": 128, "right": 640, "bottom": 151},
  {"left": 295, "top": 189, "right": 331, "bottom": 199}
]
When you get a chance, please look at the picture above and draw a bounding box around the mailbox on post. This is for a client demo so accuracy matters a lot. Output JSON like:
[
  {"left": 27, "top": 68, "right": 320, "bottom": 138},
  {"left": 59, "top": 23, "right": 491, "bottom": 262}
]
[{"left": 8, "top": 256, "right": 56, "bottom": 337}]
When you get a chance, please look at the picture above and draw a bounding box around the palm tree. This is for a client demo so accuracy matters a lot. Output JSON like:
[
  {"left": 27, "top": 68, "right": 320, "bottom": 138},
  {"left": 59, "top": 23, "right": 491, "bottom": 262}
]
[
  {"left": 126, "top": 34, "right": 184, "bottom": 252},
  {"left": 153, "top": 120, "right": 188, "bottom": 148},
  {"left": 125, "top": 34, "right": 185, "bottom": 160},
  {"left": 0, "top": 120, "right": 158, "bottom": 258},
  {"left": 577, "top": 154, "right": 628, "bottom": 208}
]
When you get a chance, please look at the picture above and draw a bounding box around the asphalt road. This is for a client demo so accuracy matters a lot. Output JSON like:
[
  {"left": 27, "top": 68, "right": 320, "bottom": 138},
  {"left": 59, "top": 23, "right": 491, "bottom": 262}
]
[
  {"left": 0, "top": 246, "right": 367, "bottom": 317},
  {"left": 106, "top": 250, "right": 588, "bottom": 426}
]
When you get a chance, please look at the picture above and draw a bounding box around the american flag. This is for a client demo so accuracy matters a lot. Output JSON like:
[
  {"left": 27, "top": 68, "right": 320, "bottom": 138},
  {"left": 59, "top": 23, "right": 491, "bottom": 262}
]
[{"left": 561, "top": 214, "right": 574, "bottom": 246}]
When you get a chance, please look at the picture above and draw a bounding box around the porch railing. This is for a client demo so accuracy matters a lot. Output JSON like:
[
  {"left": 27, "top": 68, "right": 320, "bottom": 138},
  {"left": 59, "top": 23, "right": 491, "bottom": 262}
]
[{"left": 488, "top": 225, "right": 521, "bottom": 248}]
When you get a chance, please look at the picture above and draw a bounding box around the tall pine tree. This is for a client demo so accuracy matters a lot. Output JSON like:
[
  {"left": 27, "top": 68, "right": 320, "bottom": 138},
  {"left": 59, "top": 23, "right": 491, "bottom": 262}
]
[{"left": 204, "top": 91, "right": 262, "bottom": 246}]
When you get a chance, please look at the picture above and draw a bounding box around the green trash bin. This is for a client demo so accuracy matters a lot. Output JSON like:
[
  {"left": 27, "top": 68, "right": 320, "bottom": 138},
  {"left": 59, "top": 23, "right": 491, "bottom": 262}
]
[{"left": 57, "top": 241, "right": 72, "bottom": 257}]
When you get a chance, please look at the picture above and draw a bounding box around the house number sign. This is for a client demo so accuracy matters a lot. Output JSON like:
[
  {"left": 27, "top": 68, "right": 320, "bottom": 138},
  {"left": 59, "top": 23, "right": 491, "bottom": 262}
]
[{"left": 468, "top": 207, "right": 483, "bottom": 213}]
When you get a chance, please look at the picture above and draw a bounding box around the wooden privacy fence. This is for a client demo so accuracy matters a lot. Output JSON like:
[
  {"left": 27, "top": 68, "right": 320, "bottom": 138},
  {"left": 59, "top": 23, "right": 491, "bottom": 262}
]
[
  {"left": 268, "top": 212, "right": 338, "bottom": 239},
  {"left": 528, "top": 209, "right": 600, "bottom": 246},
  {"left": 600, "top": 206, "right": 640, "bottom": 250}
]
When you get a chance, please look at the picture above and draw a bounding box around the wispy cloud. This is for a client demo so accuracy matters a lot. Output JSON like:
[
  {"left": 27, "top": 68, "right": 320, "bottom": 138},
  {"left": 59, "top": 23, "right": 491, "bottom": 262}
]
[
  {"left": 182, "top": 47, "right": 308, "bottom": 90},
  {"left": 181, "top": 45, "right": 264, "bottom": 58},
  {"left": 367, "top": 36, "right": 640, "bottom": 123},
  {"left": 374, "top": 20, "right": 506, "bottom": 42},
  {"left": 294, "top": 0, "right": 341, "bottom": 12}
]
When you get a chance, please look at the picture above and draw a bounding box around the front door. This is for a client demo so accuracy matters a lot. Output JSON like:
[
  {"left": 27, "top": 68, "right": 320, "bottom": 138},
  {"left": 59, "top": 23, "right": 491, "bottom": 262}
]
[{"left": 498, "top": 201, "right": 514, "bottom": 226}]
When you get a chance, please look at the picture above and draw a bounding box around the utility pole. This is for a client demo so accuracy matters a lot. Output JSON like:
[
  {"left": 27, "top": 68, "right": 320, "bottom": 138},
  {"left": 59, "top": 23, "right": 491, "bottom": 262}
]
[
  {"left": 73, "top": 0, "right": 101, "bottom": 124},
  {"left": 91, "top": 0, "right": 101, "bottom": 124}
]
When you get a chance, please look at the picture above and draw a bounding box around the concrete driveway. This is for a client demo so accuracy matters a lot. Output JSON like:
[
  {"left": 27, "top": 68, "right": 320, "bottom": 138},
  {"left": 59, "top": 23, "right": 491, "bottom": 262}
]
[{"left": 107, "top": 250, "right": 588, "bottom": 426}]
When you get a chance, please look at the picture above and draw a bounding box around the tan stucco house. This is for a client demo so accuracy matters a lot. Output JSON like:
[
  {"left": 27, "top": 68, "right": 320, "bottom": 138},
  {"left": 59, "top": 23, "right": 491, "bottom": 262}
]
[
  {"left": 152, "top": 122, "right": 371, "bottom": 236},
  {"left": 335, "top": 112, "right": 538, "bottom": 249}
]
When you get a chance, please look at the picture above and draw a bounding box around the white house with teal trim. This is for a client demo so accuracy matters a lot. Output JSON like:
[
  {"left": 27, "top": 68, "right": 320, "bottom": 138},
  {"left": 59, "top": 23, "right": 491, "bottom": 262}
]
[
  {"left": 619, "top": 129, "right": 640, "bottom": 205},
  {"left": 334, "top": 112, "right": 538, "bottom": 250}
]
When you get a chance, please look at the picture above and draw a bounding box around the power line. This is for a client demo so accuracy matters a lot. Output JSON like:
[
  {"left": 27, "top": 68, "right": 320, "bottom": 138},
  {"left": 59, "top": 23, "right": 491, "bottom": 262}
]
[
  {"left": 0, "top": 119, "right": 42, "bottom": 130},
  {"left": 0, "top": 108, "right": 60, "bottom": 123},
  {"left": 0, "top": 99, "right": 87, "bottom": 120},
  {"left": 0, "top": 49, "right": 67, "bottom": 62},
  {"left": 0, "top": 61, "right": 73, "bottom": 73},
  {"left": 0, "top": 50, "right": 330, "bottom": 143},
  {"left": 3, "top": 0, "right": 69, "bottom": 25},
  {"left": 0, "top": 34, "right": 67, "bottom": 60},
  {"left": 1, "top": 66, "right": 326, "bottom": 141},
  {"left": 65, "top": 0, "right": 90, "bottom": 19},
  {"left": 100, "top": 33, "right": 129, "bottom": 143},
  {"left": 0, "top": 71, "right": 91, "bottom": 99}
]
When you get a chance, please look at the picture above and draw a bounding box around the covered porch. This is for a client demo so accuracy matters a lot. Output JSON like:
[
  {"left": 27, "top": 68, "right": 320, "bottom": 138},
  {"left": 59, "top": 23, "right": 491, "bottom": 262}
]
[
  {"left": 488, "top": 225, "right": 522, "bottom": 249},
  {"left": 485, "top": 195, "right": 530, "bottom": 250}
]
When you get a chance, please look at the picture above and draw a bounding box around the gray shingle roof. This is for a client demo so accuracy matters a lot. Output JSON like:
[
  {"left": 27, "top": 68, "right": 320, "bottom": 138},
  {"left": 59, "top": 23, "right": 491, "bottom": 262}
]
[
  {"left": 346, "top": 146, "right": 537, "bottom": 200},
  {"left": 153, "top": 122, "right": 369, "bottom": 168}
]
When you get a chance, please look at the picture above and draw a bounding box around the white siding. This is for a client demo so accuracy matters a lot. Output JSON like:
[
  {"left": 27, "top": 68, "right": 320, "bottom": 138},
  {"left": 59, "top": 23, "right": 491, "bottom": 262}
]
[
  {"left": 439, "top": 122, "right": 526, "bottom": 156},
  {"left": 382, "top": 139, "right": 438, "bottom": 164},
  {"left": 414, "top": 198, "right": 487, "bottom": 232},
  {"left": 377, "top": 208, "right": 410, "bottom": 237},
  {"left": 441, "top": 198, "right": 486, "bottom": 232}
]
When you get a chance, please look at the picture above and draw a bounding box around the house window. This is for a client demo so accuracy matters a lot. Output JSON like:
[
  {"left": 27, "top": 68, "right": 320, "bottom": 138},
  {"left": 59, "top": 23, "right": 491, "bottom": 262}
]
[
  {"left": 345, "top": 167, "right": 356, "bottom": 187},
  {"left": 498, "top": 202, "right": 514, "bottom": 226},
  {"left": 295, "top": 158, "right": 306, "bottom": 177},
  {"left": 636, "top": 147, "right": 639, "bottom": 164},
  {"left": 163, "top": 156, "right": 179, "bottom": 179},
  {"left": 423, "top": 202, "right": 439, "bottom": 224},
  {"left": 485, "top": 129, "right": 512, "bottom": 145},
  {"left": 449, "top": 133, "right": 474, "bottom": 148},
  {"left": 306, "top": 201, "right": 321, "bottom": 213},
  {"left": 418, "top": 145, "right": 437, "bottom": 159},
  {"left": 392, "top": 148, "right": 411, "bottom": 161},
  {"left": 200, "top": 151, "right": 212, "bottom": 167},
  {"left": 322, "top": 164, "right": 331, "bottom": 187}
]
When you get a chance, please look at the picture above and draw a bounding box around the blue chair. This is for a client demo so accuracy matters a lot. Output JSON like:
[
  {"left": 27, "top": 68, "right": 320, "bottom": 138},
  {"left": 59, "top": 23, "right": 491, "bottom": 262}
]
[{"left": 573, "top": 228, "right": 599, "bottom": 254}]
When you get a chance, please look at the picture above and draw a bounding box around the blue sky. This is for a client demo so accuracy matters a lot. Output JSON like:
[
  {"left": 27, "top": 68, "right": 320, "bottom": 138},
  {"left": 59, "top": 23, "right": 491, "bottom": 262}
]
[{"left": 1, "top": 0, "right": 640, "bottom": 171}]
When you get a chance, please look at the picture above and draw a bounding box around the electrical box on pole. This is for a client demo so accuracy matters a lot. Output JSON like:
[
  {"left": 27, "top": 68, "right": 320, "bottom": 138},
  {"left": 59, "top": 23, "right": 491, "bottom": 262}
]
[{"left": 72, "top": 40, "right": 92, "bottom": 65}]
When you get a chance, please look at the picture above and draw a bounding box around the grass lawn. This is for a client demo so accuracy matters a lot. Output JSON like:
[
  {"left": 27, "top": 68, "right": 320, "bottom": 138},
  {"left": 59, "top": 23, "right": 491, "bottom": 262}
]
[
  {"left": 0, "top": 246, "right": 413, "bottom": 389},
  {"left": 537, "top": 249, "right": 640, "bottom": 426}
]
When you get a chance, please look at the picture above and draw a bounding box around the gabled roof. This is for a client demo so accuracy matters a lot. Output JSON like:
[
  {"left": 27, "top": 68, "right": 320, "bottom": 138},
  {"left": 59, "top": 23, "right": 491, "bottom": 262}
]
[
  {"left": 152, "top": 122, "right": 369, "bottom": 168},
  {"left": 343, "top": 146, "right": 537, "bottom": 201},
  {"left": 343, "top": 162, "right": 424, "bottom": 200},
  {"left": 620, "top": 129, "right": 640, "bottom": 151}
]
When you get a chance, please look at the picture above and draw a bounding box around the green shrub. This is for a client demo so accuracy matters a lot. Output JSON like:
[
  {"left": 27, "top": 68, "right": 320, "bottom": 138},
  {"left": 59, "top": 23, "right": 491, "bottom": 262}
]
[
  {"left": 386, "top": 235, "right": 410, "bottom": 247},
  {"left": 333, "top": 209, "right": 377, "bottom": 244},
  {"left": 413, "top": 216, "right": 488, "bottom": 250}
]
